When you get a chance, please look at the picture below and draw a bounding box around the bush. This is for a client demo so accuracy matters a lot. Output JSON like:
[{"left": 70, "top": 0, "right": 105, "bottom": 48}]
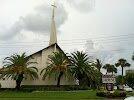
[
  {"left": 0, "top": 85, "right": 90, "bottom": 92},
  {"left": 125, "top": 72, "right": 134, "bottom": 88},
  {"left": 96, "top": 91, "right": 106, "bottom": 97},
  {"left": 96, "top": 90, "right": 126, "bottom": 98},
  {"left": 20, "top": 85, "right": 90, "bottom": 92}
]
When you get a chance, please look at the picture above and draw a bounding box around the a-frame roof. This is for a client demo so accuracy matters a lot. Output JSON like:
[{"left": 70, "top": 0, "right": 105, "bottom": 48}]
[{"left": 28, "top": 43, "right": 64, "bottom": 57}]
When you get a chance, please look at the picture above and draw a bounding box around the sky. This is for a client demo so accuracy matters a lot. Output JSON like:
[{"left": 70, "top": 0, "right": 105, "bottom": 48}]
[{"left": 0, "top": 0, "right": 134, "bottom": 74}]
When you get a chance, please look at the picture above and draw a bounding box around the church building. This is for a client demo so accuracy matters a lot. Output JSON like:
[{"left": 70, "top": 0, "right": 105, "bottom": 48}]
[{"left": 0, "top": 4, "right": 75, "bottom": 88}]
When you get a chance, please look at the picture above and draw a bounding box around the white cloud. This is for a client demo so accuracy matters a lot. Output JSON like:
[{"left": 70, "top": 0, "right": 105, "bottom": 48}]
[
  {"left": 0, "top": 0, "right": 134, "bottom": 67},
  {"left": 0, "top": 2, "right": 68, "bottom": 40},
  {"left": 85, "top": 40, "right": 119, "bottom": 63},
  {"left": 67, "top": 0, "right": 95, "bottom": 12}
]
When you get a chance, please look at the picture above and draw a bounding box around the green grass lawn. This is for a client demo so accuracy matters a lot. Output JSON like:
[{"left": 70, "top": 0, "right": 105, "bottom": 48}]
[{"left": 0, "top": 90, "right": 104, "bottom": 100}]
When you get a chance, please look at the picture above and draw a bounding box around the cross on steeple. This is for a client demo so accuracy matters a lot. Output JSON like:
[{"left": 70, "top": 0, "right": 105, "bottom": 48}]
[
  {"left": 49, "top": 1, "right": 57, "bottom": 46},
  {"left": 51, "top": 2, "right": 57, "bottom": 19}
]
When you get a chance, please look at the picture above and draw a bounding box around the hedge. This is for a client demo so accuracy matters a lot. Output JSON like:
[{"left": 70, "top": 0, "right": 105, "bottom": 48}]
[
  {"left": 0, "top": 85, "right": 90, "bottom": 92},
  {"left": 96, "top": 90, "right": 126, "bottom": 98}
]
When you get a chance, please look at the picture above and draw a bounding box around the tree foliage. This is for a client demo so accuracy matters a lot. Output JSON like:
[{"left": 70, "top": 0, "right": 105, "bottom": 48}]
[
  {"left": 0, "top": 53, "right": 38, "bottom": 90},
  {"left": 116, "top": 75, "right": 125, "bottom": 85},
  {"left": 115, "top": 58, "right": 130, "bottom": 85},
  {"left": 132, "top": 53, "right": 134, "bottom": 61},
  {"left": 125, "top": 72, "right": 134, "bottom": 88},
  {"left": 40, "top": 52, "right": 71, "bottom": 87},
  {"left": 69, "top": 51, "right": 101, "bottom": 88},
  {"left": 93, "top": 59, "right": 102, "bottom": 72},
  {"left": 115, "top": 58, "right": 130, "bottom": 76},
  {"left": 103, "top": 64, "right": 117, "bottom": 74}
]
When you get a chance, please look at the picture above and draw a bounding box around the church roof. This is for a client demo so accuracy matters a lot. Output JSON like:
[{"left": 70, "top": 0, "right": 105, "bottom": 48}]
[
  {"left": 27, "top": 4, "right": 64, "bottom": 58},
  {"left": 28, "top": 43, "right": 64, "bottom": 57}
]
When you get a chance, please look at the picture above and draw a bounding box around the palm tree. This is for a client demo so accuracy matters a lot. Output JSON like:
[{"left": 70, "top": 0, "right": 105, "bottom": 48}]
[
  {"left": 93, "top": 59, "right": 102, "bottom": 72},
  {"left": 132, "top": 53, "right": 134, "bottom": 61},
  {"left": 40, "top": 52, "right": 71, "bottom": 87},
  {"left": 115, "top": 58, "right": 130, "bottom": 84},
  {"left": 103, "top": 64, "right": 117, "bottom": 74},
  {"left": 0, "top": 53, "right": 38, "bottom": 90},
  {"left": 91, "top": 59, "right": 103, "bottom": 88},
  {"left": 69, "top": 51, "right": 98, "bottom": 86}
]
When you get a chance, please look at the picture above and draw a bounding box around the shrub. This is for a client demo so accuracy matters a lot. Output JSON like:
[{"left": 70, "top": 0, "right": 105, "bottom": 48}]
[
  {"left": 0, "top": 85, "right": 91, "bottom": 92},
  {"left": 20, "top": 85, "right": 90, "bottom": 92},
  {"left": 125, "top": 72, "right": 134, "bottom": 88},
  {"left": 96, "top": 90, "right": 126, "bottom": 98},
  {"left": 96, "top": 91, "right": 106, "bottom": 97}
]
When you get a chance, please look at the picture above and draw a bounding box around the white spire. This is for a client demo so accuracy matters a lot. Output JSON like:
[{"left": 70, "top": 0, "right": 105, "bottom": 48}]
[{"left": 49, "top": 2, "right": 57, "bottom": 46}]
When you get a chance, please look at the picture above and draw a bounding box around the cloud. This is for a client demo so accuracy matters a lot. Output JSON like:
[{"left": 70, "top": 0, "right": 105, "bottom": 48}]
[
  {"left": 0, "top": 21, "right": 22, "bottom": 40},
  {"left": 67, "top": 0, "right": 95, "bottom": 12},
  {"left": 0, "top": 3, "right": 68, "bottom": 40},
  {"left": 22, "top": 3, "right": 68, "bottom": 33},
  {"left": 85, "top": 40, "right": 116, "bottom": 63}
]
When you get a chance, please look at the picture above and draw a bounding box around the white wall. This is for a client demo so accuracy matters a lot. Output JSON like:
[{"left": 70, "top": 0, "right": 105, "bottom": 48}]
[
  {"left": 0, "top": 79, "right": 16, "bottom": 88},
  {"left": 22, "top": 45, "right": 75, "bottom": 86},
  {"left": 0, "top": 45, "right": 75, "bottom": 88}
]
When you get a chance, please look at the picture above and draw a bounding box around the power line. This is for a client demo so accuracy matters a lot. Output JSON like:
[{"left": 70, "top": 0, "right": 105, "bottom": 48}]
[
  {"left": 0, "top": 33, "right": 133, "bottom": 44},
  {"left": 0, "top": 39, "right": 133, "bottom": 48},
  {"left": 0, "top": 36, "right": 133, "bottom": 47},
  {"left": 0, "top": 49, "right": 133, "bottom": 57},
  {"left": 0, "top": 34, "right": 133, "bottom": 56},
  {"left": 0, "top": 43, "right": 132, "bottom": 48}
]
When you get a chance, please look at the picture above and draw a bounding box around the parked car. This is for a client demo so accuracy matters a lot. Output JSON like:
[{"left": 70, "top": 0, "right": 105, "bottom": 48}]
[
  {"left": 114, "top": 86, "right": 117, "bottom": 90},
  {"left": 124, "top": 85, "right": 133, "bottom": 92},
  {"left": 124, "top": 96, "right": 134, "bottom": 100},
  {"left": 117, "top": 85, "right": 124, "bottom": 90}
]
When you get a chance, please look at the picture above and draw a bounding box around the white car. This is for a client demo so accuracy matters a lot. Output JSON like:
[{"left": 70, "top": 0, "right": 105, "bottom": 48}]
[
  {"left": 124, "top": 85, "right": 133, "bottom": 92},
  {"left": 124, "top": 97, "right": 134, "bottom": 100},
  {"left": 114, "top": 86, "right": 117, "bottom": 90}
]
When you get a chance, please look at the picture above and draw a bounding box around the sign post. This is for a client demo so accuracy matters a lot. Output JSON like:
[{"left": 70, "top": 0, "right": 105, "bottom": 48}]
[{"left": 102, "top": 74, "right": 116, "bottom": 91}]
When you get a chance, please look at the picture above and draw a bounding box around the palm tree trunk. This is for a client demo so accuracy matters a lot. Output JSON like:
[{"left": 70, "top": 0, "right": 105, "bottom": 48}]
[
  {"left": 16, "top": 81, "right": 21, "bottom": 90},
  {"left": 122, "top": 67, "right": 124, "bottom": 85},
  {"left": 79, "top": 79, "right": 83, "bottom": 86},
  {"left": 122, "top": 67, "right": 124, "bottom": 76},
  {"left": 15, "top": 74, "right": 24, "bottom": 90},
  {"left": 57, "top": 72, "right": 63, "bottom": 87}
]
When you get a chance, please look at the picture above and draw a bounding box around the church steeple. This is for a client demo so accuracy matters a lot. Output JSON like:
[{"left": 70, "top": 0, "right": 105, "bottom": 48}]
[{"left": 49, "top": 2, "right": 57, "bottom": 46}]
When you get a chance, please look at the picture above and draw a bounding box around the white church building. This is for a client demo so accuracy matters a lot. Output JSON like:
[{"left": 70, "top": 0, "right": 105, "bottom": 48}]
[{"left": 0, "top": 4, "right": 75, "bottom": 88}]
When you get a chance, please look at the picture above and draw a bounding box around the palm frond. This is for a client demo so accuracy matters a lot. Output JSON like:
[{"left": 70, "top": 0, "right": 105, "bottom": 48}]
[
  {"left": 41, "top": 52, "right": 71, "bottom": 81},
  {"left": 1, "top": 52, "right": 38, "bottom": 81}
]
